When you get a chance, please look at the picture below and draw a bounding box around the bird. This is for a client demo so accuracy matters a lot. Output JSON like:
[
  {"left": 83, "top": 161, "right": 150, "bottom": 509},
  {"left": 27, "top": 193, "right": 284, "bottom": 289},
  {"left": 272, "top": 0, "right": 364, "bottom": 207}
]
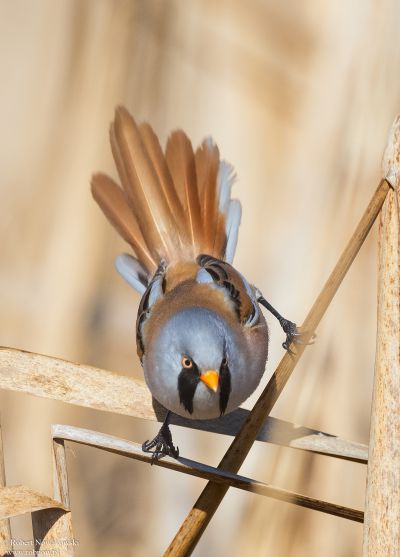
[{"left": 91, "top": 106, "right": 309, "bottom": 460}]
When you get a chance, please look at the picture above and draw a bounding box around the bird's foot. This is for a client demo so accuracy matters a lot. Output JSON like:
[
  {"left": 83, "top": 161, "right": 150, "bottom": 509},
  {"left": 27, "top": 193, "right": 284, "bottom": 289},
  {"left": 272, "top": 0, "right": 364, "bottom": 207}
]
[
  {"left": 279, "top": 318, "right": 316, "bottom": 355},
  {"left": 142, "top": 422, "right": 179, "bottom": 463}
]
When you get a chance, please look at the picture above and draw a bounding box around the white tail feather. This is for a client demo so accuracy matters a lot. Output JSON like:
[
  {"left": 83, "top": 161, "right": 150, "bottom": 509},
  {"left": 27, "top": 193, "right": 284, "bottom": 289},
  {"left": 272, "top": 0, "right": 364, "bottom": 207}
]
[
  {"left": 218, "top": 160, "right": 236, "bottom": 215},
  {"left": 115, "top": 254, "right": 148, "bottom": 295},
  {"left": 224, "top": 199, "right": 242, "bottom": 263}
]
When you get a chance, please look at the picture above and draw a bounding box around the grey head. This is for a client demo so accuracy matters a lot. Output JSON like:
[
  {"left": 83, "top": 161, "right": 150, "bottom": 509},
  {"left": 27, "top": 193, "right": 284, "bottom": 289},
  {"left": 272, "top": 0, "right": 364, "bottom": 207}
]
[{"left": 143, "top": 307, "right": 265, "bottom": 420}]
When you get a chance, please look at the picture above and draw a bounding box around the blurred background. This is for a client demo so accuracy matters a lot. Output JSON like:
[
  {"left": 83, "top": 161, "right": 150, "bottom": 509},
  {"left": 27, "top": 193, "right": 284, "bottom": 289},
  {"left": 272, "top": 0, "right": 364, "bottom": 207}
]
[{"left": 1, "top": 1, "right": 400, "bottom": 555}]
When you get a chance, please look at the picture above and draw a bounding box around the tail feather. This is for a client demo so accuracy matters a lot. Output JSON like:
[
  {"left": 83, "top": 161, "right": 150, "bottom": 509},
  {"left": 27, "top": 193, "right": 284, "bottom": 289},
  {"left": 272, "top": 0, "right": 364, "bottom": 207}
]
[
  {"left": 113, "top": 107, "right": 178, "bottom": 261},
  {"left": 195, "top": 138, "right": 220, "bottom": 255},
  {"left": 218, "top": 160, "right": 236, "bottom": 214},
  {"left": 91, "top": 107, "right": 242, "bottom": 279},
  {"left": 91, "top": 173, "right": 156, "bottom": 273},
  {"left": 115, "top": 254, "right": 148, "bottom": 295},
  {"left": 225, "top": 199, "right": 242, "bottom": 264},
  {"left": 166, "top": 131, "right": 202, "bottom": 256},
  {"left": 138, "top": 123, "right": 187, "bottom": 242},
  {"left": 211, "top": 159, "right": 236, "bottom": 258}
]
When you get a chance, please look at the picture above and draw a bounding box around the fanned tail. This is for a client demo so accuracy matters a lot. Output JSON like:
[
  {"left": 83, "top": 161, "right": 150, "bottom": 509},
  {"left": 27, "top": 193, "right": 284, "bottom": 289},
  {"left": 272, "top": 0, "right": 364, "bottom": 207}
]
[{"left": 91, "top": 106, "right": 241, "bottom": 288}]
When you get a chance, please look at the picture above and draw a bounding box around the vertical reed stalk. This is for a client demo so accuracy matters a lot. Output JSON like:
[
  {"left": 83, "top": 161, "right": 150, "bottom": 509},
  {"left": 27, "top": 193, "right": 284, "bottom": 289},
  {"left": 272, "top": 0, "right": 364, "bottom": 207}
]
[
  {"left": 0, "top": 425, "right": 12, "bottom": 557},
  {"left": 363, "top": 117, "right": 400, "bottom": 557},
  {"left": 31, "top": 436, "right": 75, "bottom": 556}
]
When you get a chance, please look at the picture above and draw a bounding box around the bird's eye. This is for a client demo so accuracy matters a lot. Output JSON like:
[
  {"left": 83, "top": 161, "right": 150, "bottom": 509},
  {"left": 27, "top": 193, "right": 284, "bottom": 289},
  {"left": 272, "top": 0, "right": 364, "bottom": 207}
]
[
  {"left": 221, "top": 357, "right": 228, "bottom": 366},
  {"left": 181, "top": 356, "right": 193, "bottom": 369}
]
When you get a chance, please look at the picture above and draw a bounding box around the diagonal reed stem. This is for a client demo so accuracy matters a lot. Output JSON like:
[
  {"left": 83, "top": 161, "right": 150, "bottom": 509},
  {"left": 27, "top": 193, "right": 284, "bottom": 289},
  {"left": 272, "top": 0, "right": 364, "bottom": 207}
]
[{"left": 164, "top": 178, "right": 391, "bottom": 557}]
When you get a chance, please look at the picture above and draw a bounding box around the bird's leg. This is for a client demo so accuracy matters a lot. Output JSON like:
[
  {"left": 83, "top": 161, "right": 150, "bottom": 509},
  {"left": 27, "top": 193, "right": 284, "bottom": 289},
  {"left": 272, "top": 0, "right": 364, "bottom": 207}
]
[
  {"left": 142, "top": 411, "right": 179, "bottom": 462},
  {"left": 256, "top": 292, "right": 316, "bottom": 355}
]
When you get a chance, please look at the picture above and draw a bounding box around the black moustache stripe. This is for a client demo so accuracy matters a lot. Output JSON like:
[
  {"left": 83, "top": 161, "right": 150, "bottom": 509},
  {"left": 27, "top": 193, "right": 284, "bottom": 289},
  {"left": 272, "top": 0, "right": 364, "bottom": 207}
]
[
  {"left": 219, "top": 362, "right": 231, "bottom": 415},
  {"left": 177, "top": 363, "right": 199, "bottom": 414}
]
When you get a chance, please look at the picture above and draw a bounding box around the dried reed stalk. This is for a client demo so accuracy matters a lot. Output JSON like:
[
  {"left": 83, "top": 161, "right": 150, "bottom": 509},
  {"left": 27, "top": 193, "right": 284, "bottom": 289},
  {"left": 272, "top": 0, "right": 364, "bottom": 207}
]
[
  {"left": 31, "top": 438, "right": 74, "bottom": 557},
  {"left": 363, "top": 117, "right": 400, "bottom": 556},
  {"left": 32, "top": 438, "right": 76, "bottom": 557},
  {"left": 32, "top": 509, "right": 75, "bottom": 557},
  {"left": 0, "top": 427, "right": 11, "bottom": 557},
  {"left": 0, "top": 347, "right": 367, "bottom": 462},
  {"left": 52, "top": 439, "right": 71, "bottom": 509},
  {"left": 0, "top": 485, "right": 65, "bottom": 519},
  {"left": 52, "top": 425, "right": 363, "bottom": 523},
  {"left": 165, "top": 177, "right": 391, "bottom": 556},
  {"left": 0, "top": 484, "right": 73, "bottom": 557}
]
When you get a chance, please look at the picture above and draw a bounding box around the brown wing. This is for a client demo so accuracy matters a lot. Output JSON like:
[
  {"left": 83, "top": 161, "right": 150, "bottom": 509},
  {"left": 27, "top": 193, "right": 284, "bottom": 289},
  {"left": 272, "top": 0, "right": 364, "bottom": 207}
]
[{"left": 135, "top": 261, "right": 167, "bottom": 362}]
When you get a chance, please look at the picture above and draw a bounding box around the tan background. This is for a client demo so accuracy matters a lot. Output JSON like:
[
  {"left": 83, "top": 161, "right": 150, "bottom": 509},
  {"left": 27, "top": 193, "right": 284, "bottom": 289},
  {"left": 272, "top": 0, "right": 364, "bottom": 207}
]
[{"left": 1, "top": 1, "right": 400, "bottom": 555}]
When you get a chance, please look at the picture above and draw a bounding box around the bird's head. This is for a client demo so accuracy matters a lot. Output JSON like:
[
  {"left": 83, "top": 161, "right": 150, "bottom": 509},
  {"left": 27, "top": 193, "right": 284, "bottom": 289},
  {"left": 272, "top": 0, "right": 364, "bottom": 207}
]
[{"left": 143, "top": 307, "right": 251, "bottom": 419}]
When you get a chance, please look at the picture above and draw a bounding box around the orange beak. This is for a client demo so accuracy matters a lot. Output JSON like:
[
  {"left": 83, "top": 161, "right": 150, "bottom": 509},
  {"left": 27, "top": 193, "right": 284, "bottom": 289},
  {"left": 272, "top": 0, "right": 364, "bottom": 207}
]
[{"left": 200, "top": 370, "right": 219, "bottom": 392}]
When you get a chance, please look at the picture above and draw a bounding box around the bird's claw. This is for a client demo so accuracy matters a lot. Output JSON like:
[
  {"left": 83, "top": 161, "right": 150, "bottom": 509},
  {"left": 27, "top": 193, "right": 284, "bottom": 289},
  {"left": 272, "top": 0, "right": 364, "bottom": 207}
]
[
  {"left": 142, "top": 424, "right": 179, "bottom": 463},
  {"left": 279, "top": 319, "right": 316, "bottom": 354}
]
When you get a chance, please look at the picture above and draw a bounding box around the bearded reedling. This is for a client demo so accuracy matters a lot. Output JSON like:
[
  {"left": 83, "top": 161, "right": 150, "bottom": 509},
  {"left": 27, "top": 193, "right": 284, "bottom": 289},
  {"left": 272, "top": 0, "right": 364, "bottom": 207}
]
[{"left": 91, "top": 107, "right": 310, "bottom": 460}]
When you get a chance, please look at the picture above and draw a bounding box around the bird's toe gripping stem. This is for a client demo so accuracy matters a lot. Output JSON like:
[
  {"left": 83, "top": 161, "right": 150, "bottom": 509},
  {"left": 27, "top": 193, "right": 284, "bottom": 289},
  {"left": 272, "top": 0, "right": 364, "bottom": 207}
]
[
  {"left": 278, "top": 318, "right": 316, "bottom": 355},
  {"left": 256, "top": 293, "right": 316, "bottom": 355},
  {"left": 142, "top": 413, "right": 179, "bottom": 463}
]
